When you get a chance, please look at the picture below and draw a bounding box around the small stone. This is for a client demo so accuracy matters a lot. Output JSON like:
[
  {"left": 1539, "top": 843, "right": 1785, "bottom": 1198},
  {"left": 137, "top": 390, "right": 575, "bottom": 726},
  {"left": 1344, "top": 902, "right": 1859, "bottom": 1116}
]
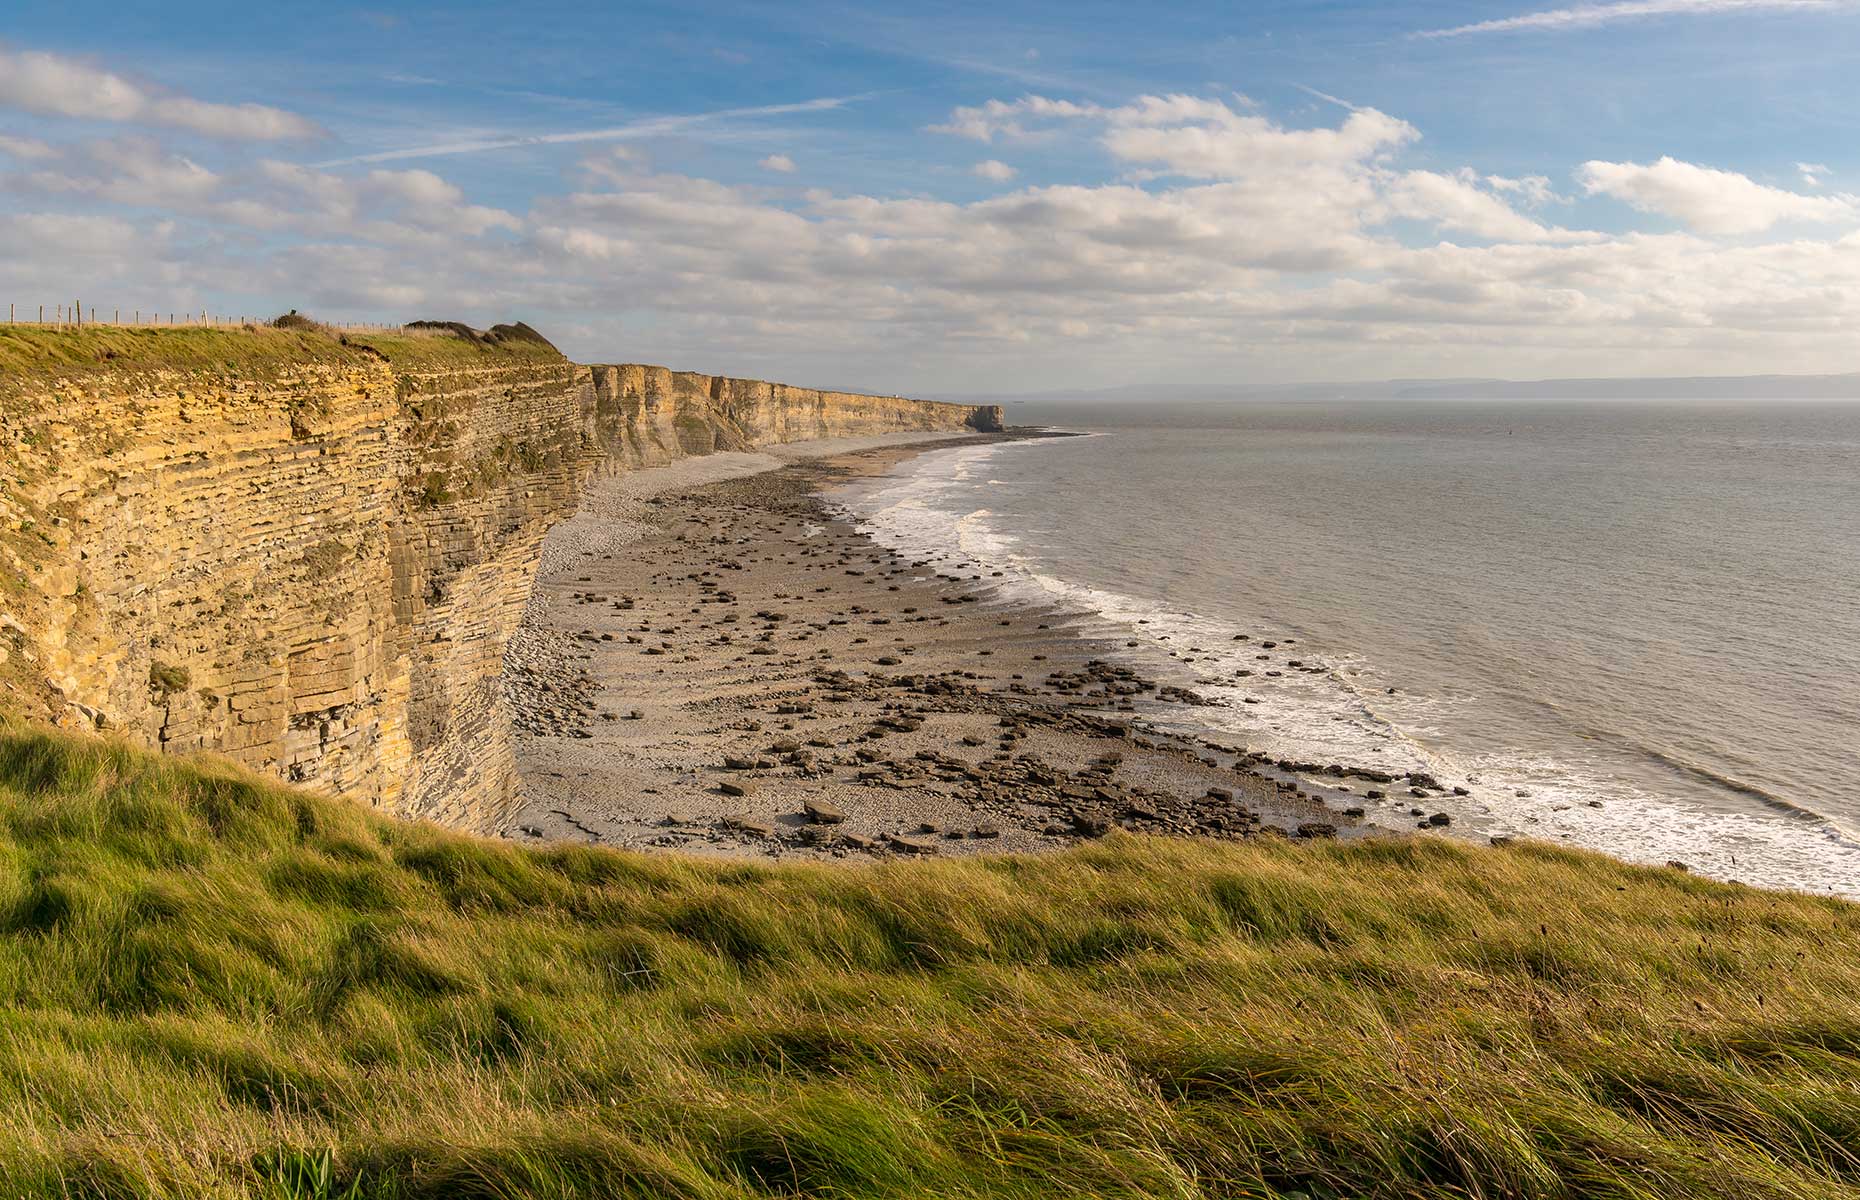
[{"left": 803, "top": 799, "right": 845, "bottom": 825}]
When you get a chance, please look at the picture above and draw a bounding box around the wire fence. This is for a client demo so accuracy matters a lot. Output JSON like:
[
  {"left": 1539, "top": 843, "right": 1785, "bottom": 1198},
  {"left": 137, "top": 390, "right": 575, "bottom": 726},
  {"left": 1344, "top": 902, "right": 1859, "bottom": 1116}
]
[{"left": 2, "top": 302, "right": 402, "bottom": 334}]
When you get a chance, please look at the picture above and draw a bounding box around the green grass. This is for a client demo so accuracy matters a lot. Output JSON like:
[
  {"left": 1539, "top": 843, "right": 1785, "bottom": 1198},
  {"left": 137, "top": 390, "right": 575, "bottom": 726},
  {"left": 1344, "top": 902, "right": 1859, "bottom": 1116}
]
[
  {"left": 0, "top": 322, "right": 563, "bottom": 387},
  {"left": 0, "top": 723, "right": 1856, "bottom": 1198},
  {"left": 0, "top": 325, "right": 366, "bottom": 381}
]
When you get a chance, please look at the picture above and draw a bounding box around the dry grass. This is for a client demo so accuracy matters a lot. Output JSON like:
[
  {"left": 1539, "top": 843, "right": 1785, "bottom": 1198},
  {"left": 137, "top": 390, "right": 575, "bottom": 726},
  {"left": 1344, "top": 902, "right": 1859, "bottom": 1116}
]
[{"left": 0, "top": 723, "right": 1856, "bottom": 1198}]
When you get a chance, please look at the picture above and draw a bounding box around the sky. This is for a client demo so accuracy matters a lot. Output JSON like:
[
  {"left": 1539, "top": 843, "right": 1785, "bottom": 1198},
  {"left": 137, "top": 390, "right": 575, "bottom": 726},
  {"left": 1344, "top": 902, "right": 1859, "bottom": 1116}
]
[{"left": 2, "top": 0, "right": 1858, "bottom": 393}]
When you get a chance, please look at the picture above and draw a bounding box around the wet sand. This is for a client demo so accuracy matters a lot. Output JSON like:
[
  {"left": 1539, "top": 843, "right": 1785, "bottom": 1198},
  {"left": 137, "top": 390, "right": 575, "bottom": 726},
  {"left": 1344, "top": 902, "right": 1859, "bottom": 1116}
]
[{"left": 503, "top": 433, "right": 1411, "bottom": 859}]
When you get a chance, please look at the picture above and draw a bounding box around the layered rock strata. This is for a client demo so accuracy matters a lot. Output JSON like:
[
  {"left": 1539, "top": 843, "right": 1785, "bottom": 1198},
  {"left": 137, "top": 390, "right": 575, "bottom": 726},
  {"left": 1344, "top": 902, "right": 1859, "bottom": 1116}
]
[{"left": 0, "top": 325, "right": 998, "bottom": 827}]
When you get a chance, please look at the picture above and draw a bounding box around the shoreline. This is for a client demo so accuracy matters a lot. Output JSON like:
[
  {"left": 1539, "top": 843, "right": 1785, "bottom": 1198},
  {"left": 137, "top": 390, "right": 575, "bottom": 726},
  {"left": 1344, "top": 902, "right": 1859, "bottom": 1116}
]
[
  {"left": 849, "top": 432, "right": 1860, "bottom": 898},
  {"left": 502, "top": 432, "right": 1416, "bottom": 857}
]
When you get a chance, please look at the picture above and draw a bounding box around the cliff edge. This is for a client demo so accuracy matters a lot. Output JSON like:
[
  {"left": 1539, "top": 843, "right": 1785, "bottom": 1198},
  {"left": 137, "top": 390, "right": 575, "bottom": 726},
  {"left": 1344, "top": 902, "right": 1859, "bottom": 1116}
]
[{"left": 0, "top": 322, "right": 1000, "bottom": 827}]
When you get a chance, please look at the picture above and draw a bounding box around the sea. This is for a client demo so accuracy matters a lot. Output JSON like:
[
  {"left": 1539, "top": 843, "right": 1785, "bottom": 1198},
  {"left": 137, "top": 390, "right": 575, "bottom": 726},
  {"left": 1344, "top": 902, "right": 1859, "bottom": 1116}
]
[{"left": 835, "top": 397, "right": 1860, "bottom": 896}]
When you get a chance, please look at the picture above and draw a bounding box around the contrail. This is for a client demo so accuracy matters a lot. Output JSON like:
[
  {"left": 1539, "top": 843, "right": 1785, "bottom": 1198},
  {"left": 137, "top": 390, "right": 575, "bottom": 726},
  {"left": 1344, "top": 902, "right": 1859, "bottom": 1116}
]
[
  {"left": 311, "top": 94, "right": 871, "bottom": 167},
  {"left": 1414, "top": 0, "right": 1849, "bottom": 39}
]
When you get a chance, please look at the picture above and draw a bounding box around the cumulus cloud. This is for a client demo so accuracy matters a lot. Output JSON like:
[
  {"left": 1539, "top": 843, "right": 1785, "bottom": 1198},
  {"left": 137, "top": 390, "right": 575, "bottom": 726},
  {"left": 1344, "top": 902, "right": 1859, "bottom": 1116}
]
[
  {"left": 1485, "top": 173, "right": 1564, "bottom": 206},
  {"left": 0, "top": 47, "right": 321, "bottom": 139},
  {"left": 6, "top": 82, "right": 1859, "bottom": 387},
  {"left": 1100, "top": 98, "right": 1417, "bottom": 179},
  {"left": 1416, "top": 0, "right": 1847, "bottom": 38},
  {"left": 971, "top": 159, "right": 1016, "bottom": 181},
  {"left": 0, "top": 134, "right": 58, "bottom": 160},
  {"left": 251, "top": 162, "right": 522, "bottom": 236},
  {"left": 927, "top": 96, "right": 1103, "bottom": 141},
  {"left": 1578, "top": 156, "right": 1859, "bottom": 233},
  {"left": 758, "top": 154, "right": 797, "bottom": 173},
  {"left": 1384, "top": 169, "right": 1590, "bottom": 242},
  {"left": 1797, "top": 161, "right": 1830, "bottom": 187}
]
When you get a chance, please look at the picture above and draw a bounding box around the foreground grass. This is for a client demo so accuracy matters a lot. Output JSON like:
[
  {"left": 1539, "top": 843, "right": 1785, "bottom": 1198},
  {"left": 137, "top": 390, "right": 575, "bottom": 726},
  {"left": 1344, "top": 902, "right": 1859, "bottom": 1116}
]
[{"left": 0, "top": 727, "right": 1856, "bottom": 1199}]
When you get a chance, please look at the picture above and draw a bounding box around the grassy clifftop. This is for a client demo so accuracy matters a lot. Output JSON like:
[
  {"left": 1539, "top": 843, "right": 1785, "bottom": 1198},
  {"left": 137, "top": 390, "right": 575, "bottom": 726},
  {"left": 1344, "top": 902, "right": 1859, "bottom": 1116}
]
[
  {"left": 0, "top": 322, "right": 563, "bottom": 392},
  {"left": 0, "top": 724, "right": 1857, "bottom": 1199}
]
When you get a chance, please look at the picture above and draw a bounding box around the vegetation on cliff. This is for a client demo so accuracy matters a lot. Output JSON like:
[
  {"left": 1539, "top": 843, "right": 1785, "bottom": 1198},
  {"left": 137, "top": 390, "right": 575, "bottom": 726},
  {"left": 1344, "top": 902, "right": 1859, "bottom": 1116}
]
[
  {"left": 0, "top": 724, "right": 1856, "bottom": 1198},
  {"left": 0, "top": 320, "right": 562, "bottom": 392}
]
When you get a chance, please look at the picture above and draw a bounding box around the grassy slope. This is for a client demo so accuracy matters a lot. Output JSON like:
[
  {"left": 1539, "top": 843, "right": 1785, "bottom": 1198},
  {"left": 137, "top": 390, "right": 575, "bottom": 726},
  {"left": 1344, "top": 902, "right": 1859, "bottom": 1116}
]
[
  {"left": 0, "top": 726, "right": 1856, "bottom": 1200},
  {"left": 0, "top": 324, "right": 563, "bottom": 385}
]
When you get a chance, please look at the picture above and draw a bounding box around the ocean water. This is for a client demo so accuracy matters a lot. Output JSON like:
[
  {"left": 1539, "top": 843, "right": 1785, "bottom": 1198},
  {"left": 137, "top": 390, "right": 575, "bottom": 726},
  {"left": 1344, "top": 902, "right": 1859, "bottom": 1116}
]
[{"left": 836, "top": 398, "right": 1860, "bottom": 896}]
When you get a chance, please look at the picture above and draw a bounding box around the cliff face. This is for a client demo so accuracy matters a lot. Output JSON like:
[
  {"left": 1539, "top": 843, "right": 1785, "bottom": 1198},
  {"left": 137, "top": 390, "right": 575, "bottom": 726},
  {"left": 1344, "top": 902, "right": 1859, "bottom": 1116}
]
[{"left": 0, "top": 325, "right": 998, "bottom": 827}]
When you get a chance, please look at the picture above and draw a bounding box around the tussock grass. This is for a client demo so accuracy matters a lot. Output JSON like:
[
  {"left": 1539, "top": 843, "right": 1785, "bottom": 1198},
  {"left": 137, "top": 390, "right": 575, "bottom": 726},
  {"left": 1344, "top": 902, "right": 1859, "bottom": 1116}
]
[
  {"left": 0, "top": 321, "right": 561, "bottom": 386},
  {"left": 0, "top": 725, "right": 1856, "bottom": 1198},
  {"left": 0, "top": 325, "right": 365, "bottom": 381}
]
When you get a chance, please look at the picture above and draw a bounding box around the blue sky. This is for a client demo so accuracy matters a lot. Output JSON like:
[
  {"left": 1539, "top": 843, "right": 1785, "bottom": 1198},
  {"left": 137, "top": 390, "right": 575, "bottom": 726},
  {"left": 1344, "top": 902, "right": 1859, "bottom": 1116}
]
[{"left": 2, "top": 0, "right": 1858, "bottom": 390}]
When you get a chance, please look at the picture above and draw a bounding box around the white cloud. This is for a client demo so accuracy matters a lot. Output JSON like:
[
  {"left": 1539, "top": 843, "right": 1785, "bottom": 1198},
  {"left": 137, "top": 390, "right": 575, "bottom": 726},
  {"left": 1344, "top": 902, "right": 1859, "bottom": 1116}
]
[
  {"left": 6, "top": 84, "right": 1860, "bottom": 387},
  {"left": 0, "top": 134, "right": 58, "bottom": 160},
  {"left": 0, "top": 47, "right": 321, "bottom": 139},
  {"left": 246, "top": 161, "right": 521, "bottom": 236},
  {"left": 1578, "top": 156, "right": 1859, "bottom": 233},
  {"left": 971, "top": 159, "right": 1017, "bottom": 181},
  {"left": 1485, "top": 173, "right": 1563, "bottom": 206},
  {"left": 7, "top": 136, "right": 221, "bottom": 206},
  {"left": 759, "top": 154, "right": 797, "bottom": 173},
  {"left": 1385, "top": 169, "right": 1590, "bottom": 242},
  {"left": 1797, "top": 161, "right": 1830, "bottom": 187},
  {"left": 933, "top": 92, "right": 1419, "bottom": 183},
  {"left": 1416, "top": 0, "right": 1848, "bottom": 37},
  {"left": 1100, "top": 98, "right": 1418, "bottom": 179},
  {"left": 927, "top": 96, "right": 1103, "bottom": 141}
]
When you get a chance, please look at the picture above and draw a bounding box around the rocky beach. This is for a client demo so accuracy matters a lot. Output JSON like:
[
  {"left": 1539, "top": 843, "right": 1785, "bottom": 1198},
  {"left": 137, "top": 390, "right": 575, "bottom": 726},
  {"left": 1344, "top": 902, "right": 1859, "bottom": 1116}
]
[{"left": 500, "top": 431, "right": 1448, "bottom": 858}]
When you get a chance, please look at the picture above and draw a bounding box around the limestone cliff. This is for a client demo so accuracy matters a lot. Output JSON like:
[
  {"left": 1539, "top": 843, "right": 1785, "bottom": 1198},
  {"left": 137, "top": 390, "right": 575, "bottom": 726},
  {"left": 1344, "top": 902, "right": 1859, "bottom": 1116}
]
[{"left": 0, "top": 323, "right": 999, "bottom": 827}]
